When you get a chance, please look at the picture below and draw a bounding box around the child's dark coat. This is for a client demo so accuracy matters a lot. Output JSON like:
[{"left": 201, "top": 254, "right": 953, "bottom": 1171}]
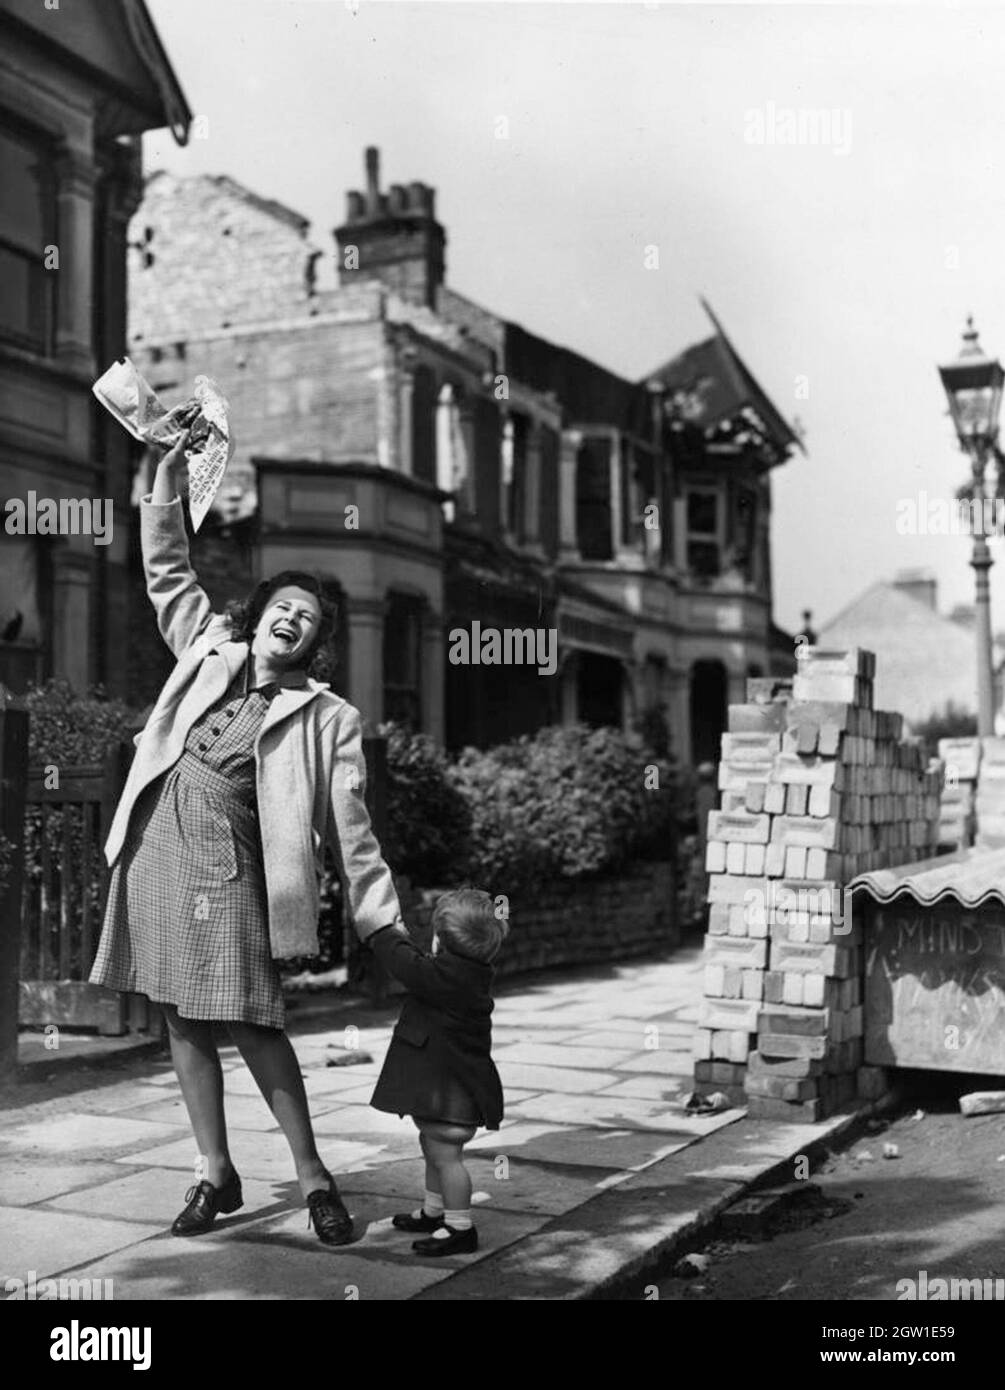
[{"left": 368, "top": 926, "right": 504, "bottom": 1130}]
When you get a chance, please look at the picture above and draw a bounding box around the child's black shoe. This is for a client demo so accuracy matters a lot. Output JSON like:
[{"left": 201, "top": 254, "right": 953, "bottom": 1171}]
[
  {"left": 393, "top": 1208, "right": 444, "bottom": 1233},
  {"left": 412, "top": 1224, "right": 478, "bottom": 1256}
]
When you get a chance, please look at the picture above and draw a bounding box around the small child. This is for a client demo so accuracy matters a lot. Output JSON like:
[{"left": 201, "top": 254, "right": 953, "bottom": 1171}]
[{"left": 368, "top": 887, "right": 508, "bottom": 1256}]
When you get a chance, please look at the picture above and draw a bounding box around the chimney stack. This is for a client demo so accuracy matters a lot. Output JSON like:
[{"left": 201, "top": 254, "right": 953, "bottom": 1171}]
[{"left": 334, "top": 146, "right": 447, "bottom": 309}]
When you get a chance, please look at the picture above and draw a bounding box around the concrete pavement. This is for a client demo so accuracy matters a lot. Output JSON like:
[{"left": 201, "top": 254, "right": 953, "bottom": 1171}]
[{"left": 0, "top": 946, "right": 872, "bottom": 1300}]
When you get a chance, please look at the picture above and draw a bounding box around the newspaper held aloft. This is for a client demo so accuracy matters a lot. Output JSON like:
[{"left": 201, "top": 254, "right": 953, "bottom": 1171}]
[{"left": 92, "top": 356, "right": 235, "bottom": 533}]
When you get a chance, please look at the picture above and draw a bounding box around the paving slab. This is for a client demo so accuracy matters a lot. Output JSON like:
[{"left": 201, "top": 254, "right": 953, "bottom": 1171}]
[
  {"left": 490, "top": 1025, "right": 579, "bottom": 1039},
  {"left": 66, "top": 1083, "right": 181, "bottom": 1115},
  {"left": 121, "top": 1094, "right": 282, "bottom": 1133},
  {"left": 489, "top": 1013, "right": 580, "bottom": 1032},
  {"left": 507, "top": 1092, "right": 745, "bottom": 1135},
  {"left": 339, "top": 1154, "right": 621, "bottom": 1217},
  {"left": 41, "top": 1167, "right": 284, "bottom": 1229},
  {"left": 561, "top": 1029, "right": 662, "bottom": 1050},
  {"left": 309, "top": 1104, "right": 418, "bottom": 1139},
  {"left": 301, "top": 1067, "right": 388, "bottom": 1101},
  {"left": 219, "top": 1063, "right": 382, "bottom": 1099},
  {"left": 0, "top": 1112, "right": 185, "bottom": 1158},
  {"left": 616, "top": 1050, "right": 697, "bottom": 1076},
  {"left": 682, "top": 1116, "right": 854, "bottom": 1183},
  {"left": 466, "top": 1121, "right": 686, "bottom": 1170},
  {"left": 495, "top": 1061, "right": 621, "bottom": 1095},
  {"left": 600, "top": 1075, "right": 691, "bottom": 1101},
  {"left": 513, "top": 1006, "right": 643, "bottom": 1028},
  {"left": 0, "top": 1159, "right": 129, "bottom": 1207},
  {"left": 116, "top": 1132, "right": 389, "bottom": 1182},
  {"left": 494, "top": 995, "right": 574, "bottom": 1014},
  {"left": 0, "top": 1204, "right": 163, "bottom": 1280},
  {"left": 564, "top": 1018, "right": 673, "bottom": 1038},
  {"left": 599, "top": 1000, "right": 695, "bottom": 1020},
  {"left": 493, "top": 1042, "right": 639, "bottom": 1071}
]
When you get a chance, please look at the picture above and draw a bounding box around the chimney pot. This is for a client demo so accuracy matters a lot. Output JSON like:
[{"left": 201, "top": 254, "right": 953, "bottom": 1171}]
[{"left": 365, "top": 147, "right": 381, "bottom": 212}]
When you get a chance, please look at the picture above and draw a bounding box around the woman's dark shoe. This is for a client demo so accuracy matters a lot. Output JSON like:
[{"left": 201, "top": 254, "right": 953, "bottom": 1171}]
[
  {"left": 171, "top": 1168, "right": 243, "bottom": 1236},
  {"left": 306, "top": 1173, "right": 354, "bottom": 1246},
  {"left": 412, "top": 1224, "right": 478, "bottom": 1257},
  {"left": 392, "top": 1209, "right": 445, "bottom": 1234}
]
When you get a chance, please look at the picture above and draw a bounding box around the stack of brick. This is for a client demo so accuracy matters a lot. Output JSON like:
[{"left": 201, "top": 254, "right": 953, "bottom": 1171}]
[
  {"left": 694, "top": 649, "right": 942, "bottom": 1118},
  {"left": 937, "top": 737, "right": 979, "bottom": 851},
  {"left": 975, "top": 737, "right": 1005, "bottom": 851}
]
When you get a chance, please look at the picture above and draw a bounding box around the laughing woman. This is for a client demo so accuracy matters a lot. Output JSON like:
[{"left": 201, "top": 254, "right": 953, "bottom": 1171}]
[{"left": 89, "top": 428, "right": 402, "bottom": 1246}]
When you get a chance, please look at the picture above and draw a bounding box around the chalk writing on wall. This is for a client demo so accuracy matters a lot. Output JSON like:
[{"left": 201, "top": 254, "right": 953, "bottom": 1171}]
[{"left": 865, "top": 903, "right": 1005, "bottom": 1074}]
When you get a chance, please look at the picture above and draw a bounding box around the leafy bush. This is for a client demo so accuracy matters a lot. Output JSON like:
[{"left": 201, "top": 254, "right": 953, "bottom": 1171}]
[
  {"left": 448, "top": 723, "right": 675, "bottom": 896},
  {"left": 378, "top": 722, "right": 472, "bottom": 883},
  {"left": 23, "top": 679, "right": 142, "bottom": 765}
]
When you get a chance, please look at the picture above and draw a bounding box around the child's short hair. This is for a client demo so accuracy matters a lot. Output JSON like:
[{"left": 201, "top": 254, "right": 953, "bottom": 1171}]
[{"left": 433, "top": 887, "right": 509, "bottom": 963}]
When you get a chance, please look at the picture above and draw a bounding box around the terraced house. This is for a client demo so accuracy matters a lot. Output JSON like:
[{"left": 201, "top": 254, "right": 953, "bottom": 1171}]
[
  {"left": 126, "top": 148, "right": 802, "bottom": 764},
  {"left": 0, "top": 0, "right": 189, "bottom": 698}
]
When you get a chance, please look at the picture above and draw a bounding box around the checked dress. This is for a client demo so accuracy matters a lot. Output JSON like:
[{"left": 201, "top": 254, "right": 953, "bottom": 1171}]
[{"left": 89, "top": 658, "right": 307, "bottom": 1029}]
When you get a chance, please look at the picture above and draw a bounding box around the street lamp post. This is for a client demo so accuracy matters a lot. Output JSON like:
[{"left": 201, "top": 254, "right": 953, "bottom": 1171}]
[{"left": 938, "top": 317, "right": 1005, "bottom": 737}]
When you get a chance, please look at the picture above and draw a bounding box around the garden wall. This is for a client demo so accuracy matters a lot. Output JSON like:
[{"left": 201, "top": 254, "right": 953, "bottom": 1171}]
[{"left": 403, "top": 862, "right": 677, "bottom": 979}]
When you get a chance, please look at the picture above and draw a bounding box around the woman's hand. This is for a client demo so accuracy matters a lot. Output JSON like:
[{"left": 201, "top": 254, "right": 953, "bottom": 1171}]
[{"left": 150, "top": 426, "right": 192, "bottom": 505}]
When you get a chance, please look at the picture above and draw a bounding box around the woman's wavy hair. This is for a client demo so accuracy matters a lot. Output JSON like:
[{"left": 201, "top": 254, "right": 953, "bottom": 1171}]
[{"left": 223, "top": 571, "right": 339, "bottom": 682}]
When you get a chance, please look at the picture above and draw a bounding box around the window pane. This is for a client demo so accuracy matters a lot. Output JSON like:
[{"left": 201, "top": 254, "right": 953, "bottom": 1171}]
[
  {"left": 687, "top": 491, "right": 718, "bottom": 536},
  {"left": 0, "top": 245, "right": 45, "bottom": 346},
  {"left": 0, "top": 130, "right": 45, "bottom": 250},
  {"left": 384, "top": 597, "right": 421, "bottom": 687},
  {"left": 688, "top": 539, "right": 721, "bottom": 578},
  {"left": 0, "top": 535, "right": 42, "bottom": 643}
]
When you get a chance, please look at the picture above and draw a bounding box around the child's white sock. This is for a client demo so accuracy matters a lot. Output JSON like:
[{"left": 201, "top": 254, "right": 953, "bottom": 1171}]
[
  {"left": 413, "top": 1190, "right": 444, "bottom": 1220},
  {"left": 431, "top": 1207, "right": 472, "bottom": 1238}
]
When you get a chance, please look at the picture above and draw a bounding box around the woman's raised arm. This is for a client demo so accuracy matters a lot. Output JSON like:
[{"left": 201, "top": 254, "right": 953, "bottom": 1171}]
[{"left": 141, "top": 430, "right": 218, "bottom": 657}]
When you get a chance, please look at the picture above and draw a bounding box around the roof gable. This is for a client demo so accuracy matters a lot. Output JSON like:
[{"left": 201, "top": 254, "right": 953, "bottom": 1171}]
[
  {"left": 4, "top": 0, "right": 190, "bottom": 142},
  {"left": 645, "top": 299, "right": 803, "bottom": 458}
]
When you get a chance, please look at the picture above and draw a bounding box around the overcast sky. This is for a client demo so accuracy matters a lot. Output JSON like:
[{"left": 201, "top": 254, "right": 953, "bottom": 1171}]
[{"left": 145, "top": 0, "right": 1005, "bottom": 637}]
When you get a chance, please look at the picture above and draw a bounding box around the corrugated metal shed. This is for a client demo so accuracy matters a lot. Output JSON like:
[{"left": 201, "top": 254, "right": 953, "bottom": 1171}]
[{"left": 849, "top": 847, "right": 1005, "bottom": 909}]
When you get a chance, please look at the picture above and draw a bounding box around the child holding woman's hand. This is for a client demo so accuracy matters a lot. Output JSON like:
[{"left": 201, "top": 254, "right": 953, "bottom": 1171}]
[{"left": 367, "top": 888, "right": 508, "bottom": 1257}]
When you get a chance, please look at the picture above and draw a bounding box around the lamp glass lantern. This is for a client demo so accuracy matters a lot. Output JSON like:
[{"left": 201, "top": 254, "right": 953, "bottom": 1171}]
[{"left": 938, "top": 317, "right": 1005, "bottom": 451}]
